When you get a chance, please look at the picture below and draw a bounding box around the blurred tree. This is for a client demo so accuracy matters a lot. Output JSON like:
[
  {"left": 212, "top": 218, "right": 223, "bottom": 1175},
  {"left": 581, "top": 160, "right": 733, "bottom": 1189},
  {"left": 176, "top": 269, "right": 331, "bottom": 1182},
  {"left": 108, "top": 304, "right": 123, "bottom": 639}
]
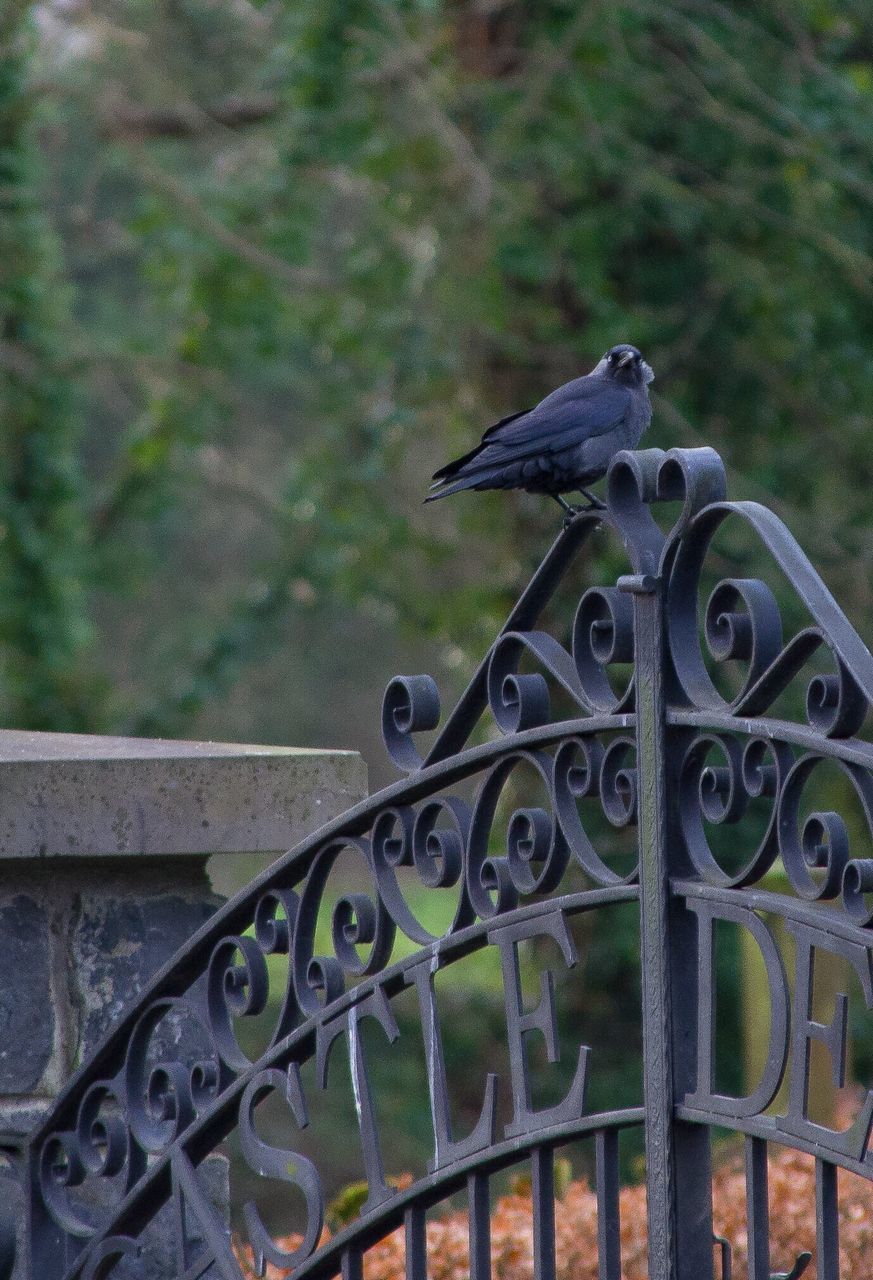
[
  {"left": 6, "top": 0, "right": 873, "bottom": 753},
  {"left": 0, "top": 2, "right": 97, "bottom": 728}
]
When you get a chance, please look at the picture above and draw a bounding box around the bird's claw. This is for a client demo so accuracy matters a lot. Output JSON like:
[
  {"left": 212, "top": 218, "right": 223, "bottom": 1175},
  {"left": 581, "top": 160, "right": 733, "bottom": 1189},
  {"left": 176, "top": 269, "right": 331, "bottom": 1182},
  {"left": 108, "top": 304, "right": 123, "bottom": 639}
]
[
  {"left": 556, "top": 490, "right": 608, "bottom": 526},
  {"left": 561, "top": 500, "right": 606, "bottom": 528}
]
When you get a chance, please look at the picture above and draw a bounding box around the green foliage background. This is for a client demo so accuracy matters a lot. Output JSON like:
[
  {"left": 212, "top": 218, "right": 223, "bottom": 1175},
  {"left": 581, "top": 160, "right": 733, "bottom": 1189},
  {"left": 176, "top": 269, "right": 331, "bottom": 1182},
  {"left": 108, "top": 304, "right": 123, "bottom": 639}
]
[
  {"left": 4, "top": 0, "right": 871, "bottom": 767},
  {"left": 3, "top": 0, "right": 873, "bottom": 1204}
]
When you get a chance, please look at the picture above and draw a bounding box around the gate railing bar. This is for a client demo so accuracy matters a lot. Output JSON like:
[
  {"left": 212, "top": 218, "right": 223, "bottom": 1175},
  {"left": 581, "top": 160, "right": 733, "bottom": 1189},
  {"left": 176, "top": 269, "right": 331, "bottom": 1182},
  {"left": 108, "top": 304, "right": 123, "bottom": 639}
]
[
  {"left": 745, "top": 1136, "right": 770, "bottom": 1280},
  {"left": 531, "top": 1146, "right": 556, "bottom": 1280},
  {"left": 628, "top": 569, "right": 720, "bottom": 1280},
  {"left": 340, "top": 1246, "right": 363, "bottom": 1280},
  {"left": 467, "top": 1172, "right": 491, "bottom": 1280},
  {"left": 404, "top": 1205, "right": 426, "bottom": 1280},
  {"left": 629, "top": 560, "right": 720, "bottom": 1278},
  {"left": 815, "top": 1160, "right": 838, "bottom": 1279},
  {"left": 625, "top": 571, "right": 681, "bottom": 1280},
  {"left": 594, "top": 1127, "right": 621, "bottom": 1280}
]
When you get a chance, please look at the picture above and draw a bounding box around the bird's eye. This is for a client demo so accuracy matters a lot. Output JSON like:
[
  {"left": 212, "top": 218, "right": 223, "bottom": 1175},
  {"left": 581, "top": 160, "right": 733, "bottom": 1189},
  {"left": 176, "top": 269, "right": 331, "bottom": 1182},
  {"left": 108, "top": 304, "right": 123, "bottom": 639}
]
[{"left": 607, "top": 352, "right": 616, "bottom": 363}]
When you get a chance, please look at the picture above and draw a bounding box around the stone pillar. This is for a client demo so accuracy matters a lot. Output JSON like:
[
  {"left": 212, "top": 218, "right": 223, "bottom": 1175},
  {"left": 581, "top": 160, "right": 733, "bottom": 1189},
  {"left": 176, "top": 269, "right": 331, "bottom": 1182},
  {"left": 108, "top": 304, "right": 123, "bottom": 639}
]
[{"left": 0, "top": 729, "right": 366, "bottom": 1275}]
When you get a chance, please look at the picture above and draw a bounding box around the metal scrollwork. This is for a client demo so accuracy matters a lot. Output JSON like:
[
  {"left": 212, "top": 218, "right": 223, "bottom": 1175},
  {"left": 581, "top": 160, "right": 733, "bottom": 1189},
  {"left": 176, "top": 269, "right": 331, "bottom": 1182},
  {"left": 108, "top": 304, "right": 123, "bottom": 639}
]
[
  {"left": 678, "top": 734, "right": 789, "bottom": 888},
  {"left": 22, "top": 444, "right": 873, "bottom": 1280},
  {"left": 381, "top": 674, "right": 441, "bottom": 772},
  {"left": 572, "top": 587, "right": 636, "bottom": 713}
]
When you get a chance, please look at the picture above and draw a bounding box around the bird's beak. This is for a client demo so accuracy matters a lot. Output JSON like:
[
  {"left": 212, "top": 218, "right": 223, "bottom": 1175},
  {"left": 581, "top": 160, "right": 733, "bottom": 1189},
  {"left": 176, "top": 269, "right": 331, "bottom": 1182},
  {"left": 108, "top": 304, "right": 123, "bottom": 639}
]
[{"left": 616, "top": 351, "right": 634, "bottom": 369}]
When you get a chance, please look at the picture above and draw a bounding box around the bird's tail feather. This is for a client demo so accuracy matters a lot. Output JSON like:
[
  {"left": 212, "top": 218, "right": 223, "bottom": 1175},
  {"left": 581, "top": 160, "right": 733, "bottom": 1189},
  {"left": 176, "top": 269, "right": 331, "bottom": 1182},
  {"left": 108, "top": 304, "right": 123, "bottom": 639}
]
[{"left": 424, "top": 468, "right": 502, "bottom": 502}]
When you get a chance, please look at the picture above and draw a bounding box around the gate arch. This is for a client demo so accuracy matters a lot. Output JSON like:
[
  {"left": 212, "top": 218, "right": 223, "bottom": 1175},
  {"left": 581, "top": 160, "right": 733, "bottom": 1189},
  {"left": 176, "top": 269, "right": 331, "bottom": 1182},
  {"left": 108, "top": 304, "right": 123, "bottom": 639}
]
[{"left": 21, "top": 445, "right": 873, "bottom": 1279}]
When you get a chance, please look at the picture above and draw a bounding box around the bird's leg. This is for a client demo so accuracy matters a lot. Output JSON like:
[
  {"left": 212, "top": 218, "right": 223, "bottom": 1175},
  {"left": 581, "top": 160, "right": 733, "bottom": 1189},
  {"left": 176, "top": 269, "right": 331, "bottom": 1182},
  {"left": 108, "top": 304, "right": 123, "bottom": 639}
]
[
  {"left": 553, "top": 492, "right": 607, "bottom": 528},
  {"left": 552, "top": 494, "right": 582, "bottom": 528}
]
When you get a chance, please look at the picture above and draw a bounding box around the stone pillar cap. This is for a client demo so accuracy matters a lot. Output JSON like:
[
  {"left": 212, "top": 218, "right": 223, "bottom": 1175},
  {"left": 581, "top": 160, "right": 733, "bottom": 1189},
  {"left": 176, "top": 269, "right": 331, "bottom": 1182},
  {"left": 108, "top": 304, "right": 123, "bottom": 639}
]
[{"left": 0, "top": 729, "right": 366, "bottom": 859}]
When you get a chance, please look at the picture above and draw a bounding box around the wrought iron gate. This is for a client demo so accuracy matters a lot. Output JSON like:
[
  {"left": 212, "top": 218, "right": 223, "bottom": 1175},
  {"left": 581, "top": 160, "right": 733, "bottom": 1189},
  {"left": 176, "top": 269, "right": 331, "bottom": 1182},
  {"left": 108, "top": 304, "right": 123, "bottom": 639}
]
[{"left": 20, "top": 446, "right": 873, "bottom": 1279}]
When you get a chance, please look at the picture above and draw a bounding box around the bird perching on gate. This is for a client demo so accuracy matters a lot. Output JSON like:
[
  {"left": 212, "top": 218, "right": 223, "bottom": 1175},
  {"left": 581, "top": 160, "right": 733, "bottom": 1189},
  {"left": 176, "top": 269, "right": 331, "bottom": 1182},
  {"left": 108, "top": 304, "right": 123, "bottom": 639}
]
[{"left": 426, "top": 344, "right": 654, "bottom": 524}]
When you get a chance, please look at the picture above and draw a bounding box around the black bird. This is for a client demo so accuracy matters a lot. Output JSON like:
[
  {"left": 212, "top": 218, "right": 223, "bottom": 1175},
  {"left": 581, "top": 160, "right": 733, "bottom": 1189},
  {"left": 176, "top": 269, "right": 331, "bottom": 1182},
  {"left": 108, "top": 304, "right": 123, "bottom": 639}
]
[{"left": 427, "top": 344, "right": 653, "bottom": 521}]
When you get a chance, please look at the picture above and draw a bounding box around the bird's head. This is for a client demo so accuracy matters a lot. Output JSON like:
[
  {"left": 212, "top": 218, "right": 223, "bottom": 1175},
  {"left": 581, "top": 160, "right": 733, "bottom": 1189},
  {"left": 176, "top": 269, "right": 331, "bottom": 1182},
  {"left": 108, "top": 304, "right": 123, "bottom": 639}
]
[{"left": 595, "top": 344, "right": 654, "bottom": 386}]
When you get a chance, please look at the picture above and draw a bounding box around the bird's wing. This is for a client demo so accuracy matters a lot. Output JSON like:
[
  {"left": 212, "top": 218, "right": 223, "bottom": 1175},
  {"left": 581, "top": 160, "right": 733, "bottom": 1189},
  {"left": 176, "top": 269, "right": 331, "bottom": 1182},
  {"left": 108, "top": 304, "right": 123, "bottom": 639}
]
[
  {"left": 479, "top": 405, "right": 541, "bottom": 443},
  {"left": 431, "top": 407, "right": 530, "bottom": 481},
  {"left": 484, "top": 379, "right": 629, "bottom": 452},
  {"left": 430, "top": 379, "right": 632, "bottom": 488}
]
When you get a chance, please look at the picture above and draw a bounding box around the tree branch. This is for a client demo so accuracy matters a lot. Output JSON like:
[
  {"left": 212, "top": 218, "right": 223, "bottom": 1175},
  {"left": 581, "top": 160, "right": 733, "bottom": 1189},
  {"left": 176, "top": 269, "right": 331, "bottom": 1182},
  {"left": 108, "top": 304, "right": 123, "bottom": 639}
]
[
  {"left": 100, "top": 91, "right": 280, "bottom": 140},
  {"left": 131, "top": 154, "right": 329, "bottom": 290}
]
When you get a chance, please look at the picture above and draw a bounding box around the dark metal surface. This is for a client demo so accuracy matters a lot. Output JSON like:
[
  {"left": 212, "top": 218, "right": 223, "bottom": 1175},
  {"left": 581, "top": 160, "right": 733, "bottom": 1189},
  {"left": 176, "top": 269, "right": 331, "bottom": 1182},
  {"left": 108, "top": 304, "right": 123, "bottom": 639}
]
[{"left": 19, "top": 445, "right": 873, "bottom": 1279}]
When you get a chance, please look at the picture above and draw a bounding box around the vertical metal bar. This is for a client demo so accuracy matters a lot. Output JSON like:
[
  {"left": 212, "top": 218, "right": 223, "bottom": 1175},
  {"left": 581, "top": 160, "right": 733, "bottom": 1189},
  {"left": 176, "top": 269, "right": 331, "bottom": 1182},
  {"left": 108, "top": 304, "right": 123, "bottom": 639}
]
[
  {"left": 468, "top": 1172, "right": 491, "bottom": 1280},
  {"left": 626, "top": 574, "right": 713, "bottom": 1280},
  {"left": 815, "top": 1160, "right": 838, "bottom": 1279},
  {"left": 595, "top": 1128, "right": 621, "bottom": 1280},
  {"left": 745, "top": 1137, "right": 770, "bottom": 1280},
  {"left": 405, "top": 1204, "right": 427, "bottom": 1280},
  {"left": 531, "top": 1146, "right": 556, "bottom": 1280},
  {"left": 633, "top": 576, "right": 678, "bottom": 1280},
  {"left": 342, "top": 1247, "right": 364, "bottom": 1280}
]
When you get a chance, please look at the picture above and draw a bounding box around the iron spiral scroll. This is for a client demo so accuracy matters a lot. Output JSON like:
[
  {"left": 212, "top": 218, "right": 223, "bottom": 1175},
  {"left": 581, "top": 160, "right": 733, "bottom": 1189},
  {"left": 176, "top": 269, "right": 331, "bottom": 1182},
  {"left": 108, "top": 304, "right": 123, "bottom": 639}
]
[{"left": 21, "top": 445, "right": 873, "bottom": 1280}]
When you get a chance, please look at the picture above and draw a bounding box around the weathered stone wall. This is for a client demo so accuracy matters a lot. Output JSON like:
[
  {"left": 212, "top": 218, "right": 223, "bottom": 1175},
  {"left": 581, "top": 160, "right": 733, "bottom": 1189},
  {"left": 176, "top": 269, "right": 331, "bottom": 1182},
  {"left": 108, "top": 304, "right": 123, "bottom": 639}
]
[
  {"left": 0, "top": 860, "right": 220, "bottom": 1144},
  {"left": 0, "top": 731, "right": 366, "bottom": 1279}
]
